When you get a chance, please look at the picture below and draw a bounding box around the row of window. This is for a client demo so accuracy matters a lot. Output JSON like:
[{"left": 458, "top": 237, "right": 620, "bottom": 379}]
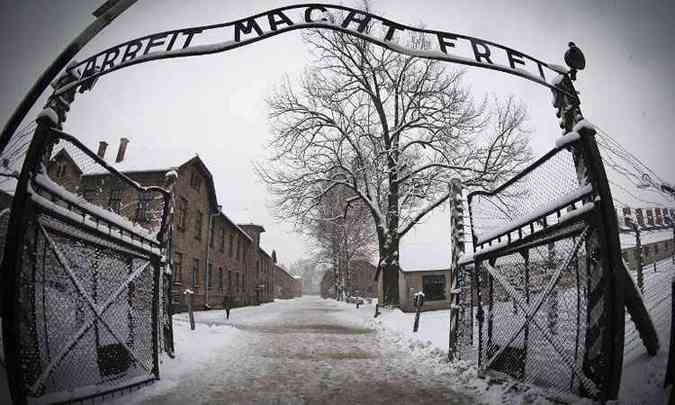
[
  {"left": 174, "top": 252, "right": 246, "bottom": 292},
  {"left": 82, "top": 187, "right": 155, "bottom": 223},
  {"left": 175, "top": 197, "right": 246, "bottom": 261}
]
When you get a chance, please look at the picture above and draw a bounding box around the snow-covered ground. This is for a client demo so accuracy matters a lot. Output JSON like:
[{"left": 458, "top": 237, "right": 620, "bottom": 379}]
[
  {"left": 620, "top": 257, "right": 673, "bottom": 405},
  {"left": 1, "top": 256, "right": 672, "bottom": 404},
  {"left": 370, "top": 257, "right": 675, "bottom": 405},
  {"left": 102, "top": 297, "right": 481, "bottom": 404}
]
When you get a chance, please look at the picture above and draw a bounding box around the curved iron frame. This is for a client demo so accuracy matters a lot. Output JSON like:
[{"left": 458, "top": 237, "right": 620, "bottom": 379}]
[{"left": 0, "top": 3, "right": 630, "bottom": 403}]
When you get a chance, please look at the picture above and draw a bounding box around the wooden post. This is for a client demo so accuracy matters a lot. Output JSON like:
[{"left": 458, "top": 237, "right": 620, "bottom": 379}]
[{"left": 184, "top": 289, "right": 195, "bottom": 330}]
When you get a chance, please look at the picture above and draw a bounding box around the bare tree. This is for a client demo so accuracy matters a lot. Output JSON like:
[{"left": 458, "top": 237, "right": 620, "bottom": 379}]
[
  {"left": 257, "top": 17, "right": 531, "bottom": 305},
  {"left": 305, "top": 184, "right": 376, "bottom": 300}
]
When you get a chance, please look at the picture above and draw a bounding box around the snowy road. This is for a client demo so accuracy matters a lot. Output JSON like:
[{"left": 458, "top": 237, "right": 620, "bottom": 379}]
[{"left": 106, "top": 296, "right": 477, "bottom": 405}]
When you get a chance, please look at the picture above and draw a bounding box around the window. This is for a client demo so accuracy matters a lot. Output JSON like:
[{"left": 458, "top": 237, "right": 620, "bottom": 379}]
[
  {"left": 219, "top": 267, "right": 223, "bottom": 290},
  {"left": 83, "top": 188, "right": 97, "bottom": 203},
  {"left": 228, "top": 270, "right": 232, "bottom": 293},
  {"left": 109, "top": 189, "right": 122, "bottom": 213},
  {"left": 209, "top": 221, "right": 215, "bottom": 248},
  {"left": 55, "top": 162, "right": 67, "bottom": 178},
  {"left": 135, "top": 190, "right": 152, "bottom": 222},
  {"left": 174, "top": 252, "right": 183, "bottom": 284},
  {"left": 207, "top": 262, "right": 213, "bottom": 288},
  {"left": 229, "top": 233, "right": 234, "bottom": 257},
  {"left": 190, "top": 170, "right": 201, "bottom": 191},
  {"left": 177, "top": 197, "right": 187, "bottom": 231},
  {"left": 422, "top": 275, "right": 446, "bottom": 301},
  {"left": 235, "top": 237, "right": 241, "bottom": 260},
  {"left": 219, "top": 226, "right": 225, "bottom": 252},
  {"left": 194, "top": 210, "right": 203, "bottom": 240},
  {"left": 192, "top": 258, "right": 200, "bottom": 287},
  {"left": 235, "top": 272, "right": 240, "bottom": 293},
  {"left": 655, "top": 243, "right": 659, "bottom": 255}
]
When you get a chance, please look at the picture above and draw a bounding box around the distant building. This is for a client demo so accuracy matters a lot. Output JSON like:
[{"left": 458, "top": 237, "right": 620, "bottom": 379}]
[
  {"left": 319, "top": 259, "right": 376, "bottom": 299},
  {"left": 394, "top": 268, "right": 452, "bottom": 313},
  {"left": 46, "top": 139, "right": 279, "bottom": 311},
  {"left": 46, "top": 148, "right": 82, "bottom": 193},
  {"left": 320, "top": 271, "right": 335, "bottom": 299},
  {"left": 274, "top": 261, "right": 303, "bottom": 299},
  {"left": 349, "top": 259, "right": 377, "bottom": 298}
]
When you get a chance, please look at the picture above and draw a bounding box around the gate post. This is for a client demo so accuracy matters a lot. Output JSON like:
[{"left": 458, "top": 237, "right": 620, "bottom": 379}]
[
  {"left": 448, "top": 178, "right": 465, "bottom": 361},
  {"left": 552, "top": 49, "right": 625, "bottom": 399},
  {"left": 1, "top": 110, "right": 60, "bottom": 405}
]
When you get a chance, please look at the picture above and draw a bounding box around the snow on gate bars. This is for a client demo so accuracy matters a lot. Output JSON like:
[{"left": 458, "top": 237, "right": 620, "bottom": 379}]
[
  {"left": 2, "top": 126, "right": 172, "bottom": 404},
  {"left": 463, "top": 136, "right": 608, "bottom": 399}
]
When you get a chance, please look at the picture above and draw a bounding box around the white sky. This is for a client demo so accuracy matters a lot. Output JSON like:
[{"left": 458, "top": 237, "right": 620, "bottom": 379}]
[{"left": 1, "top": 0, "right": 674, "bottom": 269}]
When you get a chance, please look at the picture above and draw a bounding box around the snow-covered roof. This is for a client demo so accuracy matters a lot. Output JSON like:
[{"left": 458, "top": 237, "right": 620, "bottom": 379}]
[
  {"left": 218, "top": 213, "right": 253, "bottom": 243},
  {"left": 400, "top": 267, "right": 450, "bottom": 273},
  {"left": 620, "top": 228, "right": 673, "bottom": 248}
]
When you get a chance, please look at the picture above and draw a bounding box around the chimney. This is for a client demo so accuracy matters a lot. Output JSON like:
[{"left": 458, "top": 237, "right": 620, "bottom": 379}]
[
  {"left": 97, "top": 141, "right": 108, "bottom": 159},
  {"left": 115, "top": 137, "right": 129, "bottom": 163}
]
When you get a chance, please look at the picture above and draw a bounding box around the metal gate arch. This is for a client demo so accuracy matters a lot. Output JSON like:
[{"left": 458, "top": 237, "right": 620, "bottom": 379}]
[
  {"left": 0, "top": 2, "right": 636, "bottom": 403},
  {"left": 1, "top": 119, "right": 173, "bottom": 404}
]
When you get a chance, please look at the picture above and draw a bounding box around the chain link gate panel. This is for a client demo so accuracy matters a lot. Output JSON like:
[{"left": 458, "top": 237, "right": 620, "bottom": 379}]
[
  {"left": 466, "top": 135, "right": 622, "bottom": 400},
  {"left": 2, "top": 122, "right": 172, "bottom": 404}
]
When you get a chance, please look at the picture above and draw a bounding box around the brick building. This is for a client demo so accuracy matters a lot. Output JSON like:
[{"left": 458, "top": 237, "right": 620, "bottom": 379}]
[
  {"left": 319, "top": 259, "right": 376, "bottom": 299},
  {"left": 46, "top": 139, "right": 278, "bottom": 311},
  {"left": 274, "top": 261, "right": 303, "bottom": 299},
  {"left": 46, "top": 148, "right": 82, "bottom": 193}
]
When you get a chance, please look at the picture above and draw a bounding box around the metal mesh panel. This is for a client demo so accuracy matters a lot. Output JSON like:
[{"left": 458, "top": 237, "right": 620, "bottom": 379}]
[
  {"left": 3, "top": 127, "right": 171, "bottom": 403},
  {"left": 476, "top": 237, "right": 592, "bottom": 395},
  {"left": 470, "top": 148, "right": 586, "bottom": 247},
  {"left": 465, "top": 138, "right": 617, "bottom": 400},
  {"left": 15, "top": 211, "right": 157, "bottom": 399}
]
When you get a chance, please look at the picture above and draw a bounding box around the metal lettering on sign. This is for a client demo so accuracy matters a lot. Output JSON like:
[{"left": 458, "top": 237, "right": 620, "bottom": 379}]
[{"left": 58, "top": 4, "right": 567, "bottom": 97}]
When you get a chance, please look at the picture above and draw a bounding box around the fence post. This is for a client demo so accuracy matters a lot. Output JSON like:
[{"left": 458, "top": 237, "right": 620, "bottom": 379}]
[
  {"left": 184, "top": 289, "right": 195, "bottom": 330},
  {"left": 448, "top": 179, "right": 465, "bottom": 361},
  {"left": 553, "top": 63, "right": 625, "bottom": 400},
  {"left": 634, "top": 223, "right": 643, "bottom": 292}
]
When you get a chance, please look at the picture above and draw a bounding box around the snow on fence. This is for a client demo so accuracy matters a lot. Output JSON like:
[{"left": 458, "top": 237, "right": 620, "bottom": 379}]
[
  {"left": 2, "top": 127, "right": 173, "bottom": 404},
  {"left": 460, "top": 137, "right": 615, "bottom": 401}
]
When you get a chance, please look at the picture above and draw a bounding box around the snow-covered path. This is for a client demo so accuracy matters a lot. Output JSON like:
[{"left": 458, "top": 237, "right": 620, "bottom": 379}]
[{"left": 105, "top": 296, "right": 476, "bottom": 405}]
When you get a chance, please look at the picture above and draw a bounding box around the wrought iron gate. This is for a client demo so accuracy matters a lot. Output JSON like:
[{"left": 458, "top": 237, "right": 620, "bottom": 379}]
[
  {"left": 466, "top": 128, "right": 624, "bottom": 400},
  {"left": 1, "top": 119, "right": 172, "bottom": 404}
]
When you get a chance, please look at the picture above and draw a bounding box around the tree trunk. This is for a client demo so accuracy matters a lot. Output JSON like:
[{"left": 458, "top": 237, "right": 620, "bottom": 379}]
[{"left": 380, "top": 235, "right": 400, "bottom": 306}]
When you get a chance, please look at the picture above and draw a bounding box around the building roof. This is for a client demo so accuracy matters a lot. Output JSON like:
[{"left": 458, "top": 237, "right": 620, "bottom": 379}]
[
  {"left": 399, "top": 267, "right": 451, "bottom": 273},
  {"left": 218, "top": 212, "right": 253, "bottom": 243},
  {"left": 274, "top": 263, "right": 295, "bottom": 280},
  {"left": 50, "top": 148, "right": 83, "bottom": 175},
  {"left": 82, "top": 154, "right": 220, "bottom": 214}
]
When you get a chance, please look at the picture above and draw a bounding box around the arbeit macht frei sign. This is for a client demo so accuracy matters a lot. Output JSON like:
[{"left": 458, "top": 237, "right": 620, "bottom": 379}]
[{"left": 61, "top": 4, "right": 566, "bottom": 95}]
